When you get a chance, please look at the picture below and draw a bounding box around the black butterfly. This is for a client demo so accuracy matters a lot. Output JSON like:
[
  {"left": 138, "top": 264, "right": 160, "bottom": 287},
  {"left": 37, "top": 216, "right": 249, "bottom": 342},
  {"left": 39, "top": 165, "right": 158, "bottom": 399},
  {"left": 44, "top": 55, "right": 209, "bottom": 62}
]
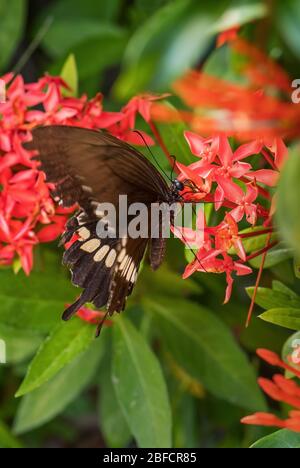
[{"left": 24, "top": 125, "right": 186, "bottom": 334}]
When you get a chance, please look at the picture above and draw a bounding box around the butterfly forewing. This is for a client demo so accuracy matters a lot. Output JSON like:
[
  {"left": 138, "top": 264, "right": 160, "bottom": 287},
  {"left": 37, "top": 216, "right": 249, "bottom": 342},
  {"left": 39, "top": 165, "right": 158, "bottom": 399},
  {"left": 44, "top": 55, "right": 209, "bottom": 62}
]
[{"left": 23, "top": 125, "right": 171, "bottom": 324}]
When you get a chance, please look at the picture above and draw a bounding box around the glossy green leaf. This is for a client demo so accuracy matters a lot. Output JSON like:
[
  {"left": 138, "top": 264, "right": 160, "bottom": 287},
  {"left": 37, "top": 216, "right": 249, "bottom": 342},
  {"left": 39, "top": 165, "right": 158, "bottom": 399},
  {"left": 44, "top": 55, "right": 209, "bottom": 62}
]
[
  {"left": 0, "top": 324, "right": 42, "bottom": 364},
  {"left": 259, "top": 308, "right": 300, "bottom": 330},
  {"left": 144, "top": 297, "right": 265, "bottom": 411},
  {"left": 294, "top": 258, "right": 300, "bottom": 279},
  {"left": 246, "top": 286, "right": 300, "bottom": 310},
  {"left": 0, "top": 420, "right": 23, "bottom": 448},
  {"left": 276, "top": 0, "right": 300, "bottom": 59},
  {"left": 42, "top": 19, "right": 125, "bottom": 58},
  {"left": 98, "top": 357, "right": 132, "bottom": 448},
  {"left": 122, "top": 0, "right": 267, "bottom": 91},
  {"left": 0, "top": 264, "right": 76, "bottom": 335},
  {"left": 0, "top": 0, "right": 26, "bottom": 70},
  {"left": 14, "top": 339, "right": 104, "bottom": 434},
  {"left": 60, "top": 54, "right": 78, "bottom": 96},
  {"left": 251, "top": 429, "right": 300, "bottom": 448},
  {"left": 71, "top": 33, "right": 127, "bottom": 80},
  {"left": 213, "top": 3, "right": 267, "bottom": 32},
  {"left": 272, "top": 280, "right": 299, "bottom": 298},
  {"left": 249, "top": 243, "right": 293, "bottom": 269},
  {"left": 139, "top": 264, "right": 201, "bottom": 298},
  {"left": 277, "top": 147, "right": 300, "bottom": 258},
  {"left": 16, "top": 318, "right": 95, "bottom": 396},
  {"left": 0, "top": 265, "right": 76, "bottom": 303},
  {"left": 0, "top": 294, "right": 65, "bottom": 335},
  {"left": 41, "top": 0, "right": 121, "bottom": 23},
  {"left": 112, "top": 317, "right": 172, "bottom": 448}
]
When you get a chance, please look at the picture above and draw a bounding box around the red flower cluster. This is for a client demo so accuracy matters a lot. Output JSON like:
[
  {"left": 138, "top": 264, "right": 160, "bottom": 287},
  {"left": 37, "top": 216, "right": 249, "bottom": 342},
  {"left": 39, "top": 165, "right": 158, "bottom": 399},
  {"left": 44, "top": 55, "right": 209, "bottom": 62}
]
[
  {"left": 149, "top": 37, "right": 292, "bottom": 305},
  {"left": 241, "top": 349, "right": 300, "bottom": 433},
  {"left": 0, "top": 73, "right": 159, "bottom": 274},
  {"left": 172, "top": 132, "right": 282, "bottom": 303}
]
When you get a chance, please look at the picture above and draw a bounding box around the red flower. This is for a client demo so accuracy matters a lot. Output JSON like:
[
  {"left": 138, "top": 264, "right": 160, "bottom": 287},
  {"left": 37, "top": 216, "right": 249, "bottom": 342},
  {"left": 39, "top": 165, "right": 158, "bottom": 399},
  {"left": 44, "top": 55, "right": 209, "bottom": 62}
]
[
  {"left": 0, "top": 73, "right": 155, "bottom": 275},
  {"left": 172, "top": 209, "right": 251, "bottom": 303},
  {"left": 75, "top": 305, "right": 112, "bottom": 327},
  {"left": 241, "top": 349, "right": 300, "bottom": 433}
]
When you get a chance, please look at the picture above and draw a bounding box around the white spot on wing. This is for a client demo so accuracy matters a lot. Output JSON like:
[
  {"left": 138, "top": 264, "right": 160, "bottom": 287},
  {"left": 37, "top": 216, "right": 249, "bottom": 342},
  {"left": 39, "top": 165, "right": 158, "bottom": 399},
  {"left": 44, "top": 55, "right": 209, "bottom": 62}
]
[
  {"left": 126, "top": 262, "right": 135, "bottom": 282},
  {"left": 80, "top": 239, "right": 101, "bottom": 253},
  {"left": 82, "top": 185, "right": 93, "bottom": 193},
  {"left": 117, "top": 248, "right": 126, "bottom": 263},
  {"left": 77, "top": 227, "right": 90, "bottom": 241},
  {"left": 93, "top": 245, "right": 109, "bottom": 262},
  {"left": 119, "top": 254, "right": 129, "bottom": 271},
  {"left": 105, "top": 249, "right": 117, "bottom": 267}
]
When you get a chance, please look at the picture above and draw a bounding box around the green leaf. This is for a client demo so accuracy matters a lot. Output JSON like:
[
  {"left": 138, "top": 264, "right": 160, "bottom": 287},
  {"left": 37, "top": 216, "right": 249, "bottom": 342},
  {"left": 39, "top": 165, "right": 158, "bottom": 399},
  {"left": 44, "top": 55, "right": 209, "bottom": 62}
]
[
  {"left": 272, "top": 280, "right": 299, "bottom": 298},
  {"left": 0, "top": 294, "right": 65, "bottom": 335},
  {"left": 246, "top": 286, "right": 300, "bottom": 310},
  {"left": 98, "top": 356, "right": 132, "bottom": 448},
  {"left": 144, "top": 297, "right": 265, "bottom": 411},
  {"left": 156, "top": 102, "right": 195, "bottom": 165},
  {"left": 173, "top": 392, "right": 200, "bottom": 449},
  {"left": 121, "top": 0, "right": 267, "bottom": 91},
  {"left": 294, "top": 258, "right": 300, "bottom": 279},
  {"left": 0, "top": 420, "right": 23, "bottom": 448},
  {"left": 0, "top": 0, "right": 26, "bottom": 70},
  {"left": 112, "top": 317, "right": 172, "bottom": 448},
  {"left": 249, "top": 244, "right": 293, "bottom": 269},
  {"left": 14, "top": 339, "right": 104, "bottom": 434},
  {"left": 71, "top": 32, "right": 127, "bottom": 80},
  {"left": 0, "top": 265, "right": 76, "bottom": 335},
  {"left": 259, "top": 308, "right": 300, "bottom": 330},
  {"left": 60, "top": 54, "right": 78, "bottom": 96},
  {"left": 276, "top": 0, "right": 300, "bottom": 59},
  {"left": 229, "top": 227, "right": 277, "bottom": 255},
  {"left": 41, "top": 0, "right": 121, "bottom": 23},
  {"left": 251, "top": 429, "right": 300, "bottom": 448},
  {"left": 213, "top": 3, "right": 267, "bottom": 32},
  {"left": 42, "top": 18, "right": 125, "bottom": 58},
  {"left": 0, "top": 324, "right": 42, "bottom": 364},
  {"left": 16, "top": 318, "right": 95, "bottom": 397},
  {"left": 277, "top": 147, "right": 300, "bottom": 258},
  {"left": 139, "top": 264, "right": 201, "bottom": 298},
  {"left": 0, "top": 264, "right": 75, "bottom": 302}
]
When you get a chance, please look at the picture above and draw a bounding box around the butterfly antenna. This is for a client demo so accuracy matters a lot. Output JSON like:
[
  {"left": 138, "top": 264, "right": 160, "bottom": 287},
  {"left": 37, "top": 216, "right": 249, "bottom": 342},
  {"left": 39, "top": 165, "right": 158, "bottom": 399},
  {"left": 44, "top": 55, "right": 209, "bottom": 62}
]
[
  {"left": 170, "top": 155, "right": 177, "bottom": 181},
  {"left": 133, "top": 130, "right": 172, "bottom": 182}
]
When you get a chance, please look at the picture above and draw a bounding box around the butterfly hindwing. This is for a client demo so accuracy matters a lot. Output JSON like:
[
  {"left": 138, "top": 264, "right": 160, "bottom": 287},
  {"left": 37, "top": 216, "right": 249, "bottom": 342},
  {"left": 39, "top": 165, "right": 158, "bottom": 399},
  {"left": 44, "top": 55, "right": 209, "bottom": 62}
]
[
  {"left": 107, "top": 237, "right": 149, "bottom": 314},
  {"left": 62, "top": 212, "right": 148, "bottom": 320}
]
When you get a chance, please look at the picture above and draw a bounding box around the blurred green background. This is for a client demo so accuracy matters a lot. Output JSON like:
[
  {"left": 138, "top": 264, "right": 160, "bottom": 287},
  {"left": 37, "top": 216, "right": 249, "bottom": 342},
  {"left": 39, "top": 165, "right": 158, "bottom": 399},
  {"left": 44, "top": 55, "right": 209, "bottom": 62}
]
[{"left": 1, "top": 0, "right": 300, "bottom": 449}]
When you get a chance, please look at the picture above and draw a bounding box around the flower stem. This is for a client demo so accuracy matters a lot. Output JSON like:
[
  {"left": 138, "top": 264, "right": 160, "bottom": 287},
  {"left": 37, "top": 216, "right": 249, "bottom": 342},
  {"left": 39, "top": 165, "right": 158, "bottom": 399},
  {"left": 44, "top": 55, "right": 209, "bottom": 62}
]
[
  {"left": 240, "top": 228, "right": 274, "bottom": 239},
  {"left": 246, "top": 234, "right": 276, "bottom": 327},
  {"left": 245, "top": 239, "right": 278, "bottom": 261}
]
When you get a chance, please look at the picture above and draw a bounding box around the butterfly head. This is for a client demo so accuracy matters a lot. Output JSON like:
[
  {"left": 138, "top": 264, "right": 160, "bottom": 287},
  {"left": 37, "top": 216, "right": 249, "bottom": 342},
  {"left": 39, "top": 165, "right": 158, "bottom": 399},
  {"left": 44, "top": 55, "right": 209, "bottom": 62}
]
[{"left": 170, "top": 178, "right": 185, "bottom": 201}]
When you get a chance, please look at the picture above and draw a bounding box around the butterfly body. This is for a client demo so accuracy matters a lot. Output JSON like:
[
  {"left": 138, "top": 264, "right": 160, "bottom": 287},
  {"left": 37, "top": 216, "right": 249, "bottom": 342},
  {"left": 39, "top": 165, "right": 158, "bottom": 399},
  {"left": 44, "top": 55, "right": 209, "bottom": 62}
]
[{"left": 24, "top": 125, "right": 182, "bottom": 332}]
